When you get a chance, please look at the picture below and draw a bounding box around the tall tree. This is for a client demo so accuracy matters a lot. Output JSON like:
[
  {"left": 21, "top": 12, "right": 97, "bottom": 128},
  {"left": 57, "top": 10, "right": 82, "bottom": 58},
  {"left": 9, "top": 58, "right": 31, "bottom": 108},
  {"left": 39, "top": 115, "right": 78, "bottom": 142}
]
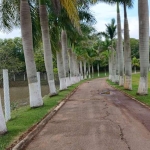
[
  {"left": 116, "top": 2, "right": 124, "bottom": 86},
  {"left": 137, "top": 0, "right": 149, "bottom": 95},
  {"left": 61, "top": 30, "right": 71, "bottom": 86},
  {"left": 20, "top": 0, "right": 43, "bottom": 107},
  {"left": 100, "top": 18, "right": 117, "bottom": 82},
  {"left": 123, "top": 0, "right": 133, "bottom": 90},
  {"left": 39, "top": 0, "right": 57, "bottom": 96}
]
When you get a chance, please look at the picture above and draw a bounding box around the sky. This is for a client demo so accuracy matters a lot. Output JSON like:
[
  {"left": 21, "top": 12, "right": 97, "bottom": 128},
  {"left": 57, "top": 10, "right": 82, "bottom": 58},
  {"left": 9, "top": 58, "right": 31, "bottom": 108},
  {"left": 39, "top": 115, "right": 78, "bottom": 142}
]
[
  {"left": 0, "top": 0, "right": 149, "bottom": 39},
  {"left": 90, "top": 0, "right": 150, "bottom": 39}
]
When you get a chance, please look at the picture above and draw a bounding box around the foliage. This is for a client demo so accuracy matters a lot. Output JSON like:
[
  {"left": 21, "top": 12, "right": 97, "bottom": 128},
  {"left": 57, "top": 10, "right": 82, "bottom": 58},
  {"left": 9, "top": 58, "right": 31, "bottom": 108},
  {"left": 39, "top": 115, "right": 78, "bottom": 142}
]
[
  {"left": 130, "top": 38, "right": 139, "bottom": 58},
  {"left": 34, "top": 48, "right": 46, "bottom": 72},
  {"left": 132, "top": 57, "right": 140, "bottom": 68},
  {"left": 0, "top": 38, "right": 25, "bottom": 72},
  {"left": 100, "top": 18, "right": 116, "bottom": 41}
]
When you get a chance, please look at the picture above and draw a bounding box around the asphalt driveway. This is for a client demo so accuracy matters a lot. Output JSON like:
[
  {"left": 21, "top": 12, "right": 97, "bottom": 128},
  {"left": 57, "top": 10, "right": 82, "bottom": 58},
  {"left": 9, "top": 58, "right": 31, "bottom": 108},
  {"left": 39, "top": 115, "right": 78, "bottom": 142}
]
[{"left": 25, "top": 78, "right": 150, "bottom": 150}]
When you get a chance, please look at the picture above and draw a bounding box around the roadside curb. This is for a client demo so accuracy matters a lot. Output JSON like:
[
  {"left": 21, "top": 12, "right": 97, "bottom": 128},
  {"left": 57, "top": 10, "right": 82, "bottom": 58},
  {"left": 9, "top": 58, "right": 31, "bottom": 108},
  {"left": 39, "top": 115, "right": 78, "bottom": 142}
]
[
  {"left": 106, "top": 80, "right": 150, "bottom": 111},
  {"left": 11, "top": 84, "right": 79, "bottom": 150}
]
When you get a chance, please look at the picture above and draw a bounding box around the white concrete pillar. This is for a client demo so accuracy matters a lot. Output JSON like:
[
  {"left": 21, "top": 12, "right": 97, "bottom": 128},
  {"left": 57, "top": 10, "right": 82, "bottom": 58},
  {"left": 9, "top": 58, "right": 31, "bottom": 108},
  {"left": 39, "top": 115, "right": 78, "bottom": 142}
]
[
  {"left": 3, "top": 69, "right": 11, "bottom": 122},
  {"left": 0, "top": 95, "right": 7, "bottom": 135}
]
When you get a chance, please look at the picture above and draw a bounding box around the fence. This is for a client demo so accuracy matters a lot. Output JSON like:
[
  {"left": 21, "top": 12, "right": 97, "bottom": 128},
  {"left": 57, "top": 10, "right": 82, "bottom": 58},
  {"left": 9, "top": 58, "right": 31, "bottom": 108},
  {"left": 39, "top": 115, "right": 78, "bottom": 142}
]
[{"left": 0, "top": 70, "right": 59, "bottom": 113}]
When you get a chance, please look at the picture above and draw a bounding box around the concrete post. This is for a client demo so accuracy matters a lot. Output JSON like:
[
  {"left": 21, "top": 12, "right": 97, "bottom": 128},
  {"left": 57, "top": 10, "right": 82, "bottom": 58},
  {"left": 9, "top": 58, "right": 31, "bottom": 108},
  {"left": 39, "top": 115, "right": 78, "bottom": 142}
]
[
  {"left": 3, "top": 69, "right": 11, "bottom": 122},
  {"left": 0, "top": 95, "right": 7, "bottom": 135}
]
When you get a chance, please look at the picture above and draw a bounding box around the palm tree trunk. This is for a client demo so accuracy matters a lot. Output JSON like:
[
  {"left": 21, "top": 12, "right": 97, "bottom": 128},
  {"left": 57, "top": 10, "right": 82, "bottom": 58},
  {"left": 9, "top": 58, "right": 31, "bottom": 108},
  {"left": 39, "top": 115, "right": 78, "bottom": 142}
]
[
  {"left": 56, "top": 49, "right": 67, "bottom": 90},
  {"left": 137, "top": 0, "right": 149, "bottom": 95},
  {"left": 79, "top": 61, "right": 83, "bottom": 80},
  {"left": 115, "top": 40, "right": 119, "bottom": 83},
  {"left": 111, "top": 49, "right": 116, "bottom": 82},
  {"left": 108, "top": 52, "right": 112, "bottom": 80},
  {"left": 117, "top": 2, "right": 124, "bottom": 86},
  {"left": 20, "top": 0, "right": 43, "bottom": 107},
  {"left": 39, "top": 3, "right": 57, "bottom": 96},
  {"left": 61, "top": 30, "right": 71, "bottom": 86},
  {"left": 124, "top": 2, "right": 132, "bottom": 90},
  {"left": 92, "top": 64, "right": 94, "bottom": 78},
  {"left": 83, "top": 61, "right": 87, "bottom": 79},
  {"left": 72, "top": 52, "right": 80, "bottom": 83},
  {"left": 88, "top": 63, "right": 91, "bottom": 78},
  {"left": 68, "top": 48, "right": 75, "bottom": 84},
  {"left": 97, "top": 62, "right": 100, "bottom": 77}
]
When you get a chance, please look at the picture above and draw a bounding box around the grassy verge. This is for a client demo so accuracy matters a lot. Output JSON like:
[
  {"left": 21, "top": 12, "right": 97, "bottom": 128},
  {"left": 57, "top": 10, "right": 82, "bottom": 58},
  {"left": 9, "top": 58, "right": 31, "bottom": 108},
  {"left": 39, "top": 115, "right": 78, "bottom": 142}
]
[
  {"left": 107, "top": 73, "right": 150, "bottom": 107},
  {"left": 0, "top": 72, "right": 108, "bottom": 150}
]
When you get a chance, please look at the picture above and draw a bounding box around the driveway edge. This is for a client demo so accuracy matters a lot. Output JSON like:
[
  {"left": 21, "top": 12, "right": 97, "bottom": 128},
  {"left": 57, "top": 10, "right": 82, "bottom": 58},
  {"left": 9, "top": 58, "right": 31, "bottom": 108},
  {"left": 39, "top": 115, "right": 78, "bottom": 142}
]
[{"left": 11, "top": 84, "right": 79, "bottom": 150}]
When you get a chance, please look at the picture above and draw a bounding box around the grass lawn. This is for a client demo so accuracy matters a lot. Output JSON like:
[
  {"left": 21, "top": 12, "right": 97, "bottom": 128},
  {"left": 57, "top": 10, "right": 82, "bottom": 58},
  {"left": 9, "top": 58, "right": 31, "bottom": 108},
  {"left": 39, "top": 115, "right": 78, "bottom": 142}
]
[
  {"left": 107, "top": 73, "right": 150, "bottom": 107},
  {"left": 0, "top": 72, "right": 108, "bottom": 150}
]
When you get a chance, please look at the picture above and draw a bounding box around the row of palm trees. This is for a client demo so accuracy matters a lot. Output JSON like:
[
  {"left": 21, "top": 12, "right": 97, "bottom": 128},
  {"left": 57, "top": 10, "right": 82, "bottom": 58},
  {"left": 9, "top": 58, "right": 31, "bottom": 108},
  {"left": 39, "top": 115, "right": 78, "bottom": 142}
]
[
  {"left": 99, "top": 0, "right": 149, "bottom": 96},
  {"left": 0, "top": 0, "right": 149, "bottom": 136},
  {"left": 0, "top": 0, "right": 98, "bottom": 134}
]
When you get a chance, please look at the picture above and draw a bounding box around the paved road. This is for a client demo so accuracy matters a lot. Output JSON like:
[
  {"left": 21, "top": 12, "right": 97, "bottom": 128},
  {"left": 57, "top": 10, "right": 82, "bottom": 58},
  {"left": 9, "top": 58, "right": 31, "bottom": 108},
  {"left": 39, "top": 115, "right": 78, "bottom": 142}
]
[{"left": 26, "top": 78, "right": 150, "bottom": 150}]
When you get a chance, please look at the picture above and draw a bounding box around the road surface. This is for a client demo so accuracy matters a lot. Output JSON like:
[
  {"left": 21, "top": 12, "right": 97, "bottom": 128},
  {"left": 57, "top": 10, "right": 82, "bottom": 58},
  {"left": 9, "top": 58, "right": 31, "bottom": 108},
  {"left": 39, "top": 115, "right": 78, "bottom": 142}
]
[{"left": 25, "top": 78, "right": 150, "bottom": 150}]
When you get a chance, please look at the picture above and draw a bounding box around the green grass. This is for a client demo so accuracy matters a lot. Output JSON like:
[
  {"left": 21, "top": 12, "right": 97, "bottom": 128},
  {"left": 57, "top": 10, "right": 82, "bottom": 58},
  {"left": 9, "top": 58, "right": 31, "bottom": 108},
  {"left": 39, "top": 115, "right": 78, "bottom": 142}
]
[
  {"left": 0, "top": 72, "right": 108, "bottom": 150},
  {"left": 107, "top": 73, "right": 150, "bottom": 106}
]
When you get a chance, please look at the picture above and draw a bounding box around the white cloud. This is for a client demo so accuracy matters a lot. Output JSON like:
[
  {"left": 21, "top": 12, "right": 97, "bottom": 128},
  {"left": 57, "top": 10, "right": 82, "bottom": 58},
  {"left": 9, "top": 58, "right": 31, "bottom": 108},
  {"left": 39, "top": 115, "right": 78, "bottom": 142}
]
[
  {"left": 1, "top": 1, "right": 150, "bottom": 40},
  {"left": 90, "top": 3, "right": 144, "bottom": 39},
  {"left": 0, "top": 29, "right": 21, "bottom": 39},
  {"left": 128, "top": 17, "right": 139, "bottom": 39}
]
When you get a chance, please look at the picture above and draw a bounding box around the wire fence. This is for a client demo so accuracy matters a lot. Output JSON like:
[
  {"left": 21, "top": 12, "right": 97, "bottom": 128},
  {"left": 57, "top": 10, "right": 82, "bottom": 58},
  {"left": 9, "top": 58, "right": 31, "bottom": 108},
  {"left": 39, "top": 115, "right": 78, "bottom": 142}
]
[{"left": 0, "top": 71, "right": 59, "bottom": 110}]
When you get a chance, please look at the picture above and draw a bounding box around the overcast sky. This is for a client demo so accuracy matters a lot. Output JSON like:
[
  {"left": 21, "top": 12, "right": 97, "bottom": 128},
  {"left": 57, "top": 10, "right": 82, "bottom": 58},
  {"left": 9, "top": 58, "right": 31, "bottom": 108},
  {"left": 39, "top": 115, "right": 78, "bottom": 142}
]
[{"left": 0, "top": 0, "right": 150, "bottom": 39}]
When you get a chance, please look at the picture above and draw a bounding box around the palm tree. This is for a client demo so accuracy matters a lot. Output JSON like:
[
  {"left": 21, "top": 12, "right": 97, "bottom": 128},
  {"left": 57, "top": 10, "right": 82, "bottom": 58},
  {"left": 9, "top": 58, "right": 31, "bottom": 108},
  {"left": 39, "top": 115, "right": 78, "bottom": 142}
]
[
  {"left": 0, "top": 0, "right": 43, "bottom": 108},
  {"left": 137, "top": 0, "right": 149, "bottom": 95},
  {"left": 116, "top": 2, "right": 124, "bottom": 86},
  {"left": 68, "top": 48, "right": 76, "bottom": 83},
  {"left": 98, "top": 0, "right": 135, "bottom": 86},
  {"left": 39, "top": 0, "right": 57, "bottom": 96},
  {"left": 100, "top": 18, "right": 117, "bottom": 82},
  {"left": 83, "top": 61, "right": 87, "bottom": 79},
  {"left": 99, "top": 0, "right": 133, "bottom": 87},
  {"left": 20, "top": 0, "right": 43, "bottom": 107},
  {"left": 61, "top": 30, "right": 71, "bottom": 86},
  {"left": 123, "top": 0, "right": 133, "bottom": 90},
  {"left": 79, "top": 61, "right": 84, "bottom": 80},
  {"left": 57, "top": 47, "right": 67, "bottom": 90}
]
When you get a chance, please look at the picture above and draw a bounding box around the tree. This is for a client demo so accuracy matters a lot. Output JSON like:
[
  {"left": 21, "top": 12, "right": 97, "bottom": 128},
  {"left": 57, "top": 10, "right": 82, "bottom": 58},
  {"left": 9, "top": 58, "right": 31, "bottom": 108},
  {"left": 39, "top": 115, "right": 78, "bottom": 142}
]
[
  {"left": 137, "top": 0, "right": 149, "bottom": 95},
  {"left": 132, "top": 57, "right": 140, "bottom": 74},
  {"left": 116, "top": 2, "right": 124, "bottom": 86},
  {"left": 101, "top": 18, "right": 117, "bottom": 82},
  {"left": 61, "top": 30, "right": 71, "bottom": 86},
  {"left": 0, "top": 38, "right": 25, "bottom": 72},
  {"left": 100, "top": 51, "right": 109, "bottom": 75},
  {"left": 20, "top": 0, "right": 43, "bottom": 107},
  {"left": 34, "top": 48, "right": 46, "bottom": 72},
  {"left": 130, "top": 38, "right": 139, "bottom": 58},
  {"left": 123, "top": 0, "right": 133, "bottom": 90},
  {"left": 39, "top": 0, "right": 57, "bottom": 96}
]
